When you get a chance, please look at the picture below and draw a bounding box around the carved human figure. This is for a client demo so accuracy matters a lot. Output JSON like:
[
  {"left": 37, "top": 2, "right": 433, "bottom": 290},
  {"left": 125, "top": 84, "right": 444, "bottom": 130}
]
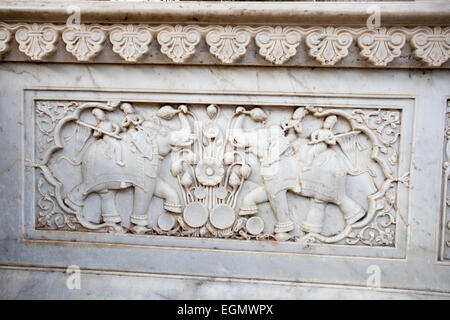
[
  {"left": 91, "top": 108, "right": 124, "bottom": 167},
  {"left": 304, "top": 115, "right": 337, "bottom": 171},
  {"left": 120, "top": 102, "right": 144, "bottom": 132},
  {"left": 64, "top": 104, "right": 191, "bottom": 233}
]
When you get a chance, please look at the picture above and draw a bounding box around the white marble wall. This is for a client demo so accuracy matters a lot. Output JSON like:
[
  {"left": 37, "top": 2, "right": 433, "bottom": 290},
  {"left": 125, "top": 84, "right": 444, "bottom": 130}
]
[{"left": 0, "top": 61, "right": 449, "bottom": 298}]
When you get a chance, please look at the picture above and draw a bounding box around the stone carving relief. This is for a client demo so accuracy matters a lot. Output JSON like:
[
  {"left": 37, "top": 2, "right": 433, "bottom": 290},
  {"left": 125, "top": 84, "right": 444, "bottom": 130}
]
[
  {"left": 357, "top": 27, "right": 406, "bottom": 67},
  {"left": 62, "top": 24, "right": 106, "bottom": 62},
  {"left": 305, "top": 27, "right": 353, "bottom": 66},
  {"left": 32, "top": 101, "right": 408, "bottom": 247},
  {"left": 15, "top": 23, "right": 59, "bottom": 61},
  {"left": 0, "top": 22, "right": 448, "bottom": 67},
  {"left": 411, "top": 27, "right": 450, "bottom": 67},
  {"left": 109, "top": 25, "right": 153, "bottom": 62},
  {"left": 442, "top": 101, "right": 450, "bottom": 257}
]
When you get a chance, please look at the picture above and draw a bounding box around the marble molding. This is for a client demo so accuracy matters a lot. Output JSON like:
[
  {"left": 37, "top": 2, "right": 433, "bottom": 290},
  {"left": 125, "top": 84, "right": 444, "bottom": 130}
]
[{"left": 0, "top": 1, "right": 449, "bottom": 299}]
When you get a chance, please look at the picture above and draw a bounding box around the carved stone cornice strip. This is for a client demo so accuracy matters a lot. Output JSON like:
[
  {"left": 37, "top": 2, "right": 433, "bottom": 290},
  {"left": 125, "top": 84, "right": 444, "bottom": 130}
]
[{"left": 0, "top": 23, "right": 449, "bottom": 67}]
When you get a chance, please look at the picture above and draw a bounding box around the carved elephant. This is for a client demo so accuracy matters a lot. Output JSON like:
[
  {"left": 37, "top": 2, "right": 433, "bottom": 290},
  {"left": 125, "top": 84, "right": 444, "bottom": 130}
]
[{"left": 64, "top": 110, "right": 191, "bottom": 233}]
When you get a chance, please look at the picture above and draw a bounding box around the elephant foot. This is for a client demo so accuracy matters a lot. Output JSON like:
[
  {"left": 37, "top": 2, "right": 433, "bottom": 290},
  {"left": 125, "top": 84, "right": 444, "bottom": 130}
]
[
  {"left": 274, "top": 232, "right": 291, "bottom": 241},
  {"left": 130, "top": 224, "right": 150, "bottom": 234},
  {"left": 299, "top": 221, "right": 323, "bottom": 234},
  {"left": 102, "top": 213, "right": 122, "bottom": 224},
  {"left": 274, "top": 221, "right": 294, "bottom": 233}
]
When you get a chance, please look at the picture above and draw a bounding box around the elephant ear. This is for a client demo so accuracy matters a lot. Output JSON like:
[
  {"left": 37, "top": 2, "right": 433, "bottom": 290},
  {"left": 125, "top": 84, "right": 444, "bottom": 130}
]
[
  {"left": 133, "top": 130, "right": 153, "bottom": 160},
  {"left": 74, "top": 112, "right": 95, "bottom": 153}
]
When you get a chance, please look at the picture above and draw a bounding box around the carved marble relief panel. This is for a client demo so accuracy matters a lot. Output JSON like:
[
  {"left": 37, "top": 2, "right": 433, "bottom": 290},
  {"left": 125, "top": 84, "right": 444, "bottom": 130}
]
[
  {"left": 25, "top": 91, "right": 412, "bottom": 257},
  {"left": 441, "top": 100, "right": 450, "bottom": 261}
]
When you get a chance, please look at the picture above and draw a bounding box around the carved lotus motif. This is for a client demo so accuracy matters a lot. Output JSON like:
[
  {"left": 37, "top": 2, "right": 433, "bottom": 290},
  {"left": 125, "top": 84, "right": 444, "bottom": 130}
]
[
  {"left": 357, "top": 27, "right": 406, "bottom": 66},
  {"left": 411, "top": 27, "right": 450, "bottom": 67},
  {"left": 306, "top": 27, "right": 353, "bottom": 65},
  {"left": 62, "top": 24, "right": 106, "bottom": 62},
  {"left": 205, "top": 26, "right": 251, "bottom": 64},
  {"left": 0, "top": 26, "right": 11, "bottom": 57},
  {"left": 157, "top": 25, "right": 201, "bottom": 63},
  {"left": 195, "top": 157, "right": 225, "bottom": 186},
  {"left": 15, "top": 23, "right": 59, "bottom": 60},
  {"left": 255, "top": 26, "right": 301, "bottom": 64},
  {"left": 109, "top": 24, "right": 153, "bottom": 62}
]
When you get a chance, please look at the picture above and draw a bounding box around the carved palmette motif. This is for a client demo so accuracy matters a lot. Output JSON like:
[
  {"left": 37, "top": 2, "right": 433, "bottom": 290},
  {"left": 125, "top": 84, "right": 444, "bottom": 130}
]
[
  {"left": 62, "top": 24, "right": 106, "bottom": 62},
  {"left": 205, "top": 26, "right": 251, "bottom": 64},
  {"left": 157, "top": 25, "right": 201, "bottom": 63},
  {"left": 357, "top": 27, "right": 406, "bottom": 66},
  {"left": 33, "top": 100, "right": 407, "bottom": 247},
  {"left": 305, "top": 27, "right": 353, "bottom": 65},
  {"left": 15, "top": 23, "right": 59, "bottom": 60},
  {"left": 109, "top": 25, "right": 153, "bottom": 62},
  {"left": 255, "top": 26, "right": 301, "bottom": 64},
  {"left": 411, "top": 27, "right": 450, "bottom": 67}
]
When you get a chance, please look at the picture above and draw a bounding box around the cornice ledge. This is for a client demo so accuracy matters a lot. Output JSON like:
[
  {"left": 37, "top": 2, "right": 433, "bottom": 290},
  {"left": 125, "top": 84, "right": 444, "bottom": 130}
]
[{"left": 0, "top": 1, "right": 449, "bottom": 26}]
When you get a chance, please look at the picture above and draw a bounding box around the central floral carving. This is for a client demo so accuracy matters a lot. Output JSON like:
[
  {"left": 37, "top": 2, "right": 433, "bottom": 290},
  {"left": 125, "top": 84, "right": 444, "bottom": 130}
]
[{"left": 195, "top": 157, "right": 224, "bottom": 186}]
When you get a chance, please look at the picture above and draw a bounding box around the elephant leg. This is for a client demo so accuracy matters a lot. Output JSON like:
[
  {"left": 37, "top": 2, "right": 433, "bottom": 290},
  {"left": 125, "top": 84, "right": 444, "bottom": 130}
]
[
  {"left": 339, "top": 196, "right": 365, "bottom": 225},
  {"left": 154, "top": 178, "right": 182, "bottom": 214},
  {"left": 130, "top": 185, "right": 155, "bottom": 232},
  {"left": 300, "top": 198, "right": 326, "bottom": 234},
  {"left": 99, "top": 190, "right": 121, "bottom": 223},
  {"left": 239, "top": 186, "right": 268, "bottom": 216},
  {"left": 268, "top": 190, "right": 294, "bottom": 241}
]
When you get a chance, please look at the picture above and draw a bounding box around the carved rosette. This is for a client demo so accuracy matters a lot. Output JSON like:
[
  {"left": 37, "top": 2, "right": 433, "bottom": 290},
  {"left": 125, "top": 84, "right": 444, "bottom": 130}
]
[
  {"left": 109, "top": 24, "right": 153, "bottom": 62},
  {"left": 411, "top": 27, "right": 450, "bottom": 67},
  {"left": 62, "top": 24, "right": 106, "bottom": 62},
  {"left": 305, "top": 27, "right": 353, "bottom": 65},
  {"left": 15, "top": 23, "right": 59, "bottom": 60},
  {"left": 357, "top": 27, "right": 406, "bottom": 66},
  {"left": 255, "top": 26, "right": 301, "bottom": 64},
  {"left": 0, "top": 26, "right": 11, "bottom": 57},
  {"left": 205, "top": 26, "right": 251, "bottom": 64},
  {"left": 157, "top": 25, "right": 201, "bottom": 63}
]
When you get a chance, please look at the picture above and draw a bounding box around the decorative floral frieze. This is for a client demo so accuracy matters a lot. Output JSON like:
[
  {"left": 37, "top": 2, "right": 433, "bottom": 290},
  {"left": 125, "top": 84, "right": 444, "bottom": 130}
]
[
  {"left": 157, "top": 25, "right": 201, "bottom": 63},
  {"left": 357, "top": 27, "right": 406, "bottom": 66},
  {"left": 255, "top": 26, "right": 301, "bottom": 64},
  {"left": 109, "top": 24, "right": 153, "bottom": 62},
  {"left": 411, "top": 27, "right": 450, "bottom": 67},
  {"left": 62, "top": 24, "right": 106, "bottom": 62},
  {"left": 0, "top": 22, "right": 448, "bottom": 67},
  {"left": 205, "top": 26, "right": 251, "bottom": 64},
  {"left": 15, "top": 23, "right": 59, "bottom": 60},
  {"left": 305, "top": 27, "right": 353, "bottom": 66}
]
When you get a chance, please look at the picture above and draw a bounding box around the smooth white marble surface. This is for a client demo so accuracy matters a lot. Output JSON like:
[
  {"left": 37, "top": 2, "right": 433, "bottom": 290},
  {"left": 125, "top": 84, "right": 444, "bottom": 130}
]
[{"left": 1, "top": 267, "right": 449, "bottom": 300}]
